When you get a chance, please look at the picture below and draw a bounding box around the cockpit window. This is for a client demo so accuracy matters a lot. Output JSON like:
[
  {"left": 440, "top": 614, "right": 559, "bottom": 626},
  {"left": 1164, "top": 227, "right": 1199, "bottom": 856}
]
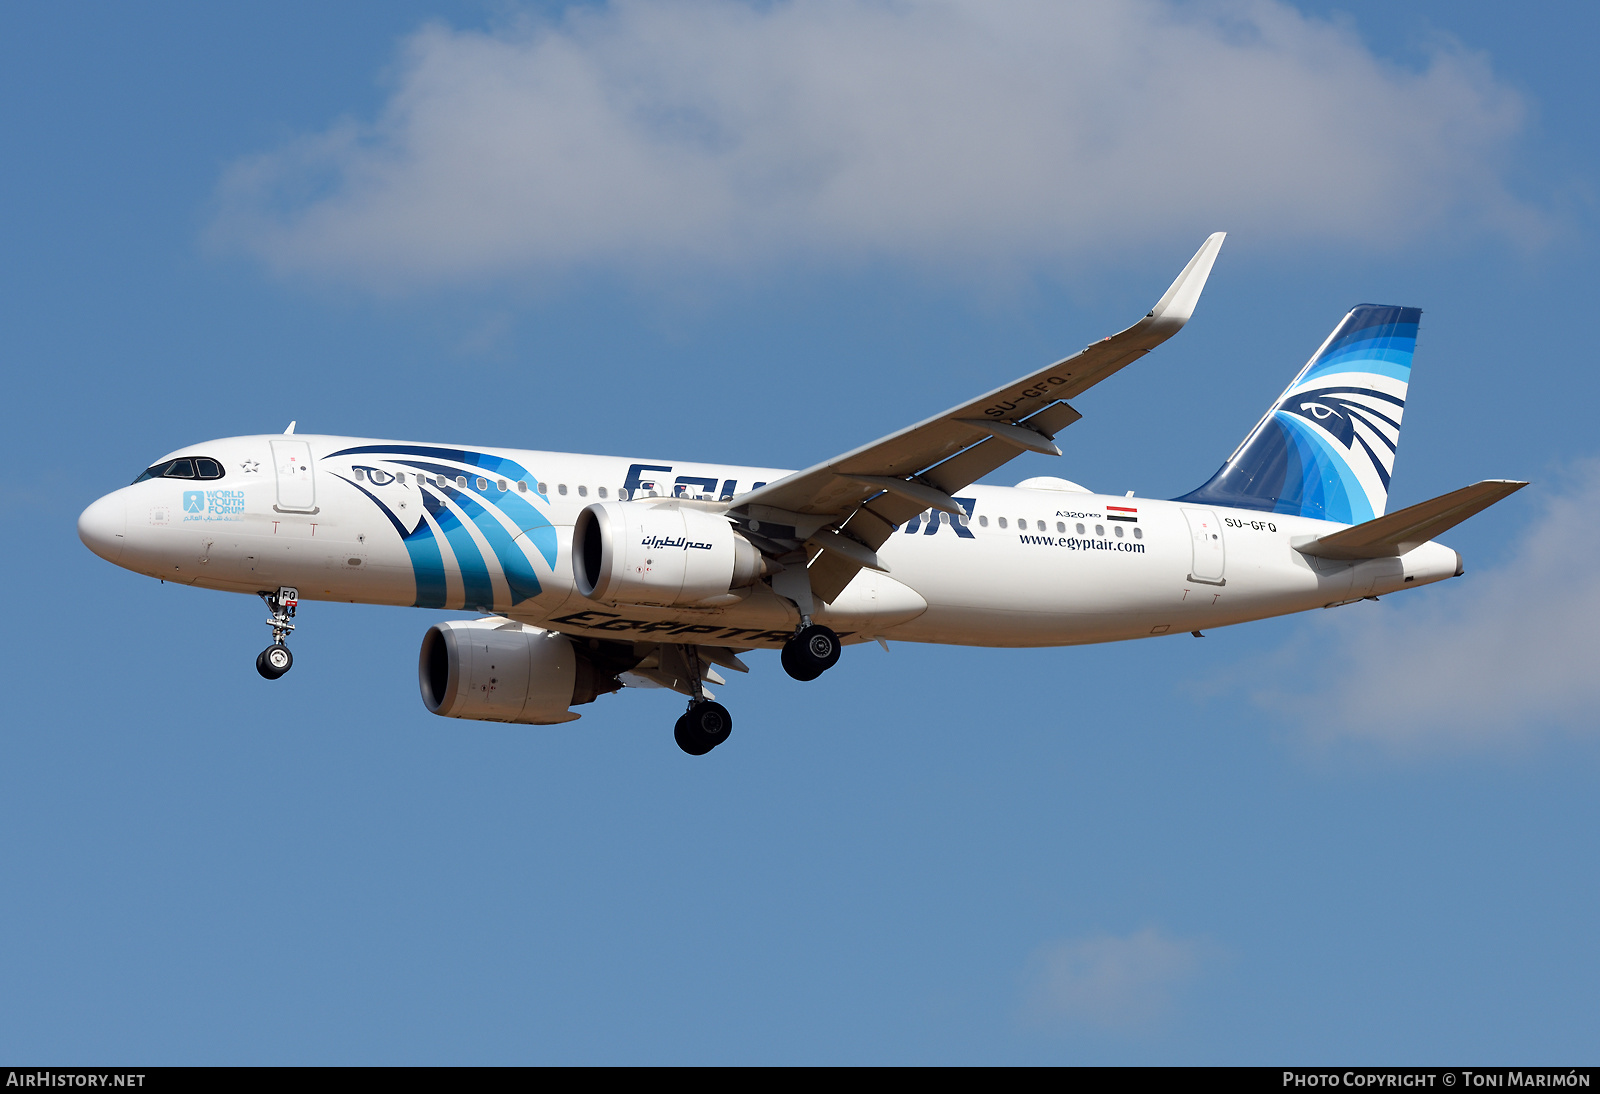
[{"left": 132, "top": 457, "right": 226, "bottom": 484}]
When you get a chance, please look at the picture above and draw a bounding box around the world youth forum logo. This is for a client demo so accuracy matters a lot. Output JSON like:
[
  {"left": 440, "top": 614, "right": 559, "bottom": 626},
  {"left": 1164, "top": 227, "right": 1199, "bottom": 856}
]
[{"left": 183, "top": 491, "right": 205, "bottom": 514}]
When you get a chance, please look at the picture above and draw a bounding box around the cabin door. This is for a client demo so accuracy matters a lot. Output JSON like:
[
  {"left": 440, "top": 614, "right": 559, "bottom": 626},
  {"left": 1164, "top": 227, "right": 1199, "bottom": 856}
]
[
  {"left": 1182, "top": 507, "right": 1226, "bottom": 586},
  {"left": 270, "top": 439, "right": 317, "bottom": 513}
]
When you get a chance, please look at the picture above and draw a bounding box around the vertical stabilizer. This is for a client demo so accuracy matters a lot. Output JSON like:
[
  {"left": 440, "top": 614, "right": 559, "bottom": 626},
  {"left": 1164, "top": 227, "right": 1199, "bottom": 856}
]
[{"left": 1174, "top": 305, "right": 1419, "bottom": 525}]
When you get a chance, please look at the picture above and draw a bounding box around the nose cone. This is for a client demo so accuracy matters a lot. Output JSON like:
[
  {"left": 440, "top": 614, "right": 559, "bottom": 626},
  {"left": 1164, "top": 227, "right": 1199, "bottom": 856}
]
[{"left": 78, "top": 492, "right": 127, "bottom": 565}]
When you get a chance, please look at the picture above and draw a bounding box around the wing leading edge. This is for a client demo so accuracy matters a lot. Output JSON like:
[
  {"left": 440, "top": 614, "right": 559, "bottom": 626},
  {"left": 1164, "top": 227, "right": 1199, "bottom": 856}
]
[{"left": 729, "top": 232, "right": 1227, "bottom": 603}]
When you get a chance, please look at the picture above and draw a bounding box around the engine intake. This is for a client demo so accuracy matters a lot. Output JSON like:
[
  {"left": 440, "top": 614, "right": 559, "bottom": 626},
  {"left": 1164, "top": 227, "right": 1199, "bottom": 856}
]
[
  {"left": 419, "top": 619, "right": 619, "bottom": 724},
  {"left": 572, "top": 501, "right": 765, "bottom": 607}
]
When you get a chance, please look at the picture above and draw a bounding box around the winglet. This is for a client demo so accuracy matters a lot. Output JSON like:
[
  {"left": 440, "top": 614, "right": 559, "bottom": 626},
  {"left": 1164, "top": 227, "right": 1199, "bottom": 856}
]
[{"left": 1148, "top": 232, "right": 1226, "bottom": 326}]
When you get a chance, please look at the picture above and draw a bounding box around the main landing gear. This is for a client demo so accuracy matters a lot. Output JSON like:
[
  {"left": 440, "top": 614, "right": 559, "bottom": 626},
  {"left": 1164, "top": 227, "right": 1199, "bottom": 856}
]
[
  {"left": 674, "top": 700, "right": 733, "bottom": 756},
  {"left": 256, "top": 586, "right": 298, "bottom": 680},
  {"left": 781, "top": 622, "right": 841, "bottom": 682},
  {"left": 670, "top": 622, "right": 839, "bottom": 755},
  {"left": 673, "top": 645, "right": 734, "bottom": 756}
]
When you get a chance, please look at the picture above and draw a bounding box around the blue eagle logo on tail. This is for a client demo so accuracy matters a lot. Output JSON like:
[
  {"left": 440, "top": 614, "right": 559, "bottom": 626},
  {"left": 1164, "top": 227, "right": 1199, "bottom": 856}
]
[
  {"left": 1280, "top": 385, "right": 1404, "bottom": 490},
  {"left": 1176, "top": 304, "right": 1418, "bottom": 525}
]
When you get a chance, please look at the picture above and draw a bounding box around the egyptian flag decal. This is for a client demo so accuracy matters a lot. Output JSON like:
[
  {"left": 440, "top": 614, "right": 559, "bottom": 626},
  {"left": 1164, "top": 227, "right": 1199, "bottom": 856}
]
[{"left": 1106, "top": 505, "right": 1138, "bottom": 523}]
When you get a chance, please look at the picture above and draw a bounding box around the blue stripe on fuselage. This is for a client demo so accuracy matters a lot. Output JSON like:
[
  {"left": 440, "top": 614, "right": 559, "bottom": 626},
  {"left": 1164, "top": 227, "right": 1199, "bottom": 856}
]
[
  {"left": 388, "top": 458, "right": 559, "bottom": 570},
  {"left": 441, "top": 486, "right": 542, "bottom": 604},
  {"left": 331, "top": 475, "right": 447, "bottom": 608},
  {"left": 420, "top": 490, "right": 495, "bottom": 610}
]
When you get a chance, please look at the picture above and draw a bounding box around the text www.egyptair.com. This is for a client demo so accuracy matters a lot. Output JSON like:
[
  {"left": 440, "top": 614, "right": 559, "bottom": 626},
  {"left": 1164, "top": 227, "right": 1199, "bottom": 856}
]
[{"left": 1018, "top": 534, "right": 1146, "bottom": 552}]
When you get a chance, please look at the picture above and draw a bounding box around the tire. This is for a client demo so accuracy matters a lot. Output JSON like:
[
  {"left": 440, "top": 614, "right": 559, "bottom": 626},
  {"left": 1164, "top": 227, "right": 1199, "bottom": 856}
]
[
  {"left": 256, "top": 644, "right": 293, "bottom": 680},
  {"left": 674, "top": 702, "right": 732, "bottom": 755},
  {"left": 780, "top": 643, "right": 822, "bottom": 681},
  {"left": 781, "top": 624, "right": 840, "bottom": 681},
  {"left": 673, "top": 714, "right": 713, "bottom": 755}
]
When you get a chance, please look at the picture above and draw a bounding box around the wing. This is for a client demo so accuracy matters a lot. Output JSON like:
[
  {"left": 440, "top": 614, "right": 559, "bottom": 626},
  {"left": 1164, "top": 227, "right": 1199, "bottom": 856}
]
[{"left": 729, "top": 232, "right": 1227, "bottom": 603}]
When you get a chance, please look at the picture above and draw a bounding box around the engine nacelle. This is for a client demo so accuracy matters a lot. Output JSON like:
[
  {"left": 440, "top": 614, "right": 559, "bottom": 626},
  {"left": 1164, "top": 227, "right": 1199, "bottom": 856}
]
[
  {"left": 572, "top": 501, "right": 765, "bottom": 607},
  {"left": 419, "top": 619, "right": 616, "bottom": 725}
]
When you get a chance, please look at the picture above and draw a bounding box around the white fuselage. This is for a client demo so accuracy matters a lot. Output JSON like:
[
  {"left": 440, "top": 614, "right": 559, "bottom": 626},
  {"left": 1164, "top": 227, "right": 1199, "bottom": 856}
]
[{"left": 78, "top": 434, "right": 1463, "bottom": 649}]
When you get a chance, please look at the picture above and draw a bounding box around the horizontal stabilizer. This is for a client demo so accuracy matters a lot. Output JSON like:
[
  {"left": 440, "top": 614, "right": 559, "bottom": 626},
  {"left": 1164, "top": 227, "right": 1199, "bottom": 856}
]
[{"left": 1293, "top": 479, "right": 1527, "bottom": 560}]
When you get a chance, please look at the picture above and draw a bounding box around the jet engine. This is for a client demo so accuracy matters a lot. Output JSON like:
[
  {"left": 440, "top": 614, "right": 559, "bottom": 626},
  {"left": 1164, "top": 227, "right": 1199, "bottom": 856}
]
[
  {"left": 419, "top": 619, "right": 621, "bottom": 724},
  {"left": 572, "top": 501, "right": 766, "bottom": 607}
]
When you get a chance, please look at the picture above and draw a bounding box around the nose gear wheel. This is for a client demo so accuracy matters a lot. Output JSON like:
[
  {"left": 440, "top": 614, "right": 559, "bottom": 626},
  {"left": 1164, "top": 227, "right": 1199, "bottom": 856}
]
[{"left": 256, "top": 643, "right": 293, "bottom": 680}]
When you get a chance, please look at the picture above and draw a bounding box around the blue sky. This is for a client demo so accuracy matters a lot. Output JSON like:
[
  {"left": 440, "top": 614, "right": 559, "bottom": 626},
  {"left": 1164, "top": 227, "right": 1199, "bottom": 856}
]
[{"left": 3, "top": 1, "right": 1598, "bottom": 1064}]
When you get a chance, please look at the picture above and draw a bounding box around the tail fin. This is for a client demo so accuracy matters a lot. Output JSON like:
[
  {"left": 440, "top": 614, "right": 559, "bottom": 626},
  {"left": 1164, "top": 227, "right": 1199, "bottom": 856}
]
[{"left": 1174, "top": 304, "right": 1419, "bottom": 524}]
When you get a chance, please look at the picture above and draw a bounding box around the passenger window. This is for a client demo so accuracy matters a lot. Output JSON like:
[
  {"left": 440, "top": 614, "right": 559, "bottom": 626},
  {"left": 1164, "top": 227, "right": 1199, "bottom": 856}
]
[
  {"left": 1076, "top": 523, "right": 1085, "bottom": 535},
  {"left": 1133, "top": 527, "right": 1143, "bottom": 540},
  {"left": 558, "top": 484, "right": 568, "bottom": 496},
  {"left": 537, "top": 482, "right": 547, "bottom": 494},
  {"left": 354, "top": 468, "right": 366, "bottom": 482},
  {"left": 1095, "top": 524, "right": 1105, "bottom": 536},
  {"left": 517, "top": 481, "right": 528, "bottom": 493},
  {"left": 1056, "top": 522, "right": 1065, "bottom": 533},
  {"left": 1114, "top": 525, "right": 1124, "bottom": 537},
  {"left": 618, "top": 488, "right": 629, "bottom": 500},
  {"left": 1037, "top": 520, "right": 1045, "bottom": 532},
  {"left": 598, "top": 487, "right": 608, "bottom": 499},
  {"left": 476, "top": 476, "right": 488, "bottom": 490},
  {"left": 578, "top": 485, "right": 588, "bottom": 497},
  {"left": 978, "top": 515, "right": 988, "bottom": 527},
  {"left": 998, "top": 517, "right": 1008, "bottom": 529},
  {"left": 436, "top": 475, "right": 447, "bottom": 488},
  {"left": 958, "top": 513, "right": 969, "bottom": 526},
  {"left": 455, "top": 476, "right": 467, "bottom": 489},
  {"left": 940, "top": 511, "right": 949, "bottom": 525}
]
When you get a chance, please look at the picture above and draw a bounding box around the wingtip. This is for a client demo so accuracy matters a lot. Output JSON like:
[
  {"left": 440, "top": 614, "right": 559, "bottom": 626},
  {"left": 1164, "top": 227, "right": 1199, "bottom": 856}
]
[{"left": 1150, "top": 232, "right": 1227, "bottom": 324}]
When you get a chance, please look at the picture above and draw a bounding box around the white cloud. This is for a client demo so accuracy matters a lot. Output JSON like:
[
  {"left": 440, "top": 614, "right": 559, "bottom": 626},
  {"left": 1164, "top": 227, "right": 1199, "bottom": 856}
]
[
  {"left": 212, "top": 0, "right": 1534, "bottom": 287},
  {"left": 1277, "top": 467, "right": 1600, "bottom": 750},
  {"left": 1021, "top": 927, "right": 1210, "bottom": 1033}
]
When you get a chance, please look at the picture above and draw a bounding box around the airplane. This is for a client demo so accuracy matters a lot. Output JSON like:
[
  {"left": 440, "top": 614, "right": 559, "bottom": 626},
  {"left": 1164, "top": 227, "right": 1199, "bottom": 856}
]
[{"left": 77, "top": 233, "right": 1526, "bottom": 755}]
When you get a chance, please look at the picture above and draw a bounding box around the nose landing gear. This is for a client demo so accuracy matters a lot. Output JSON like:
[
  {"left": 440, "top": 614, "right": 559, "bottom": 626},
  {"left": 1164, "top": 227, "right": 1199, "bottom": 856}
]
[{"left": 256, "top": 586, "right": 298, "bottom": 680}]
